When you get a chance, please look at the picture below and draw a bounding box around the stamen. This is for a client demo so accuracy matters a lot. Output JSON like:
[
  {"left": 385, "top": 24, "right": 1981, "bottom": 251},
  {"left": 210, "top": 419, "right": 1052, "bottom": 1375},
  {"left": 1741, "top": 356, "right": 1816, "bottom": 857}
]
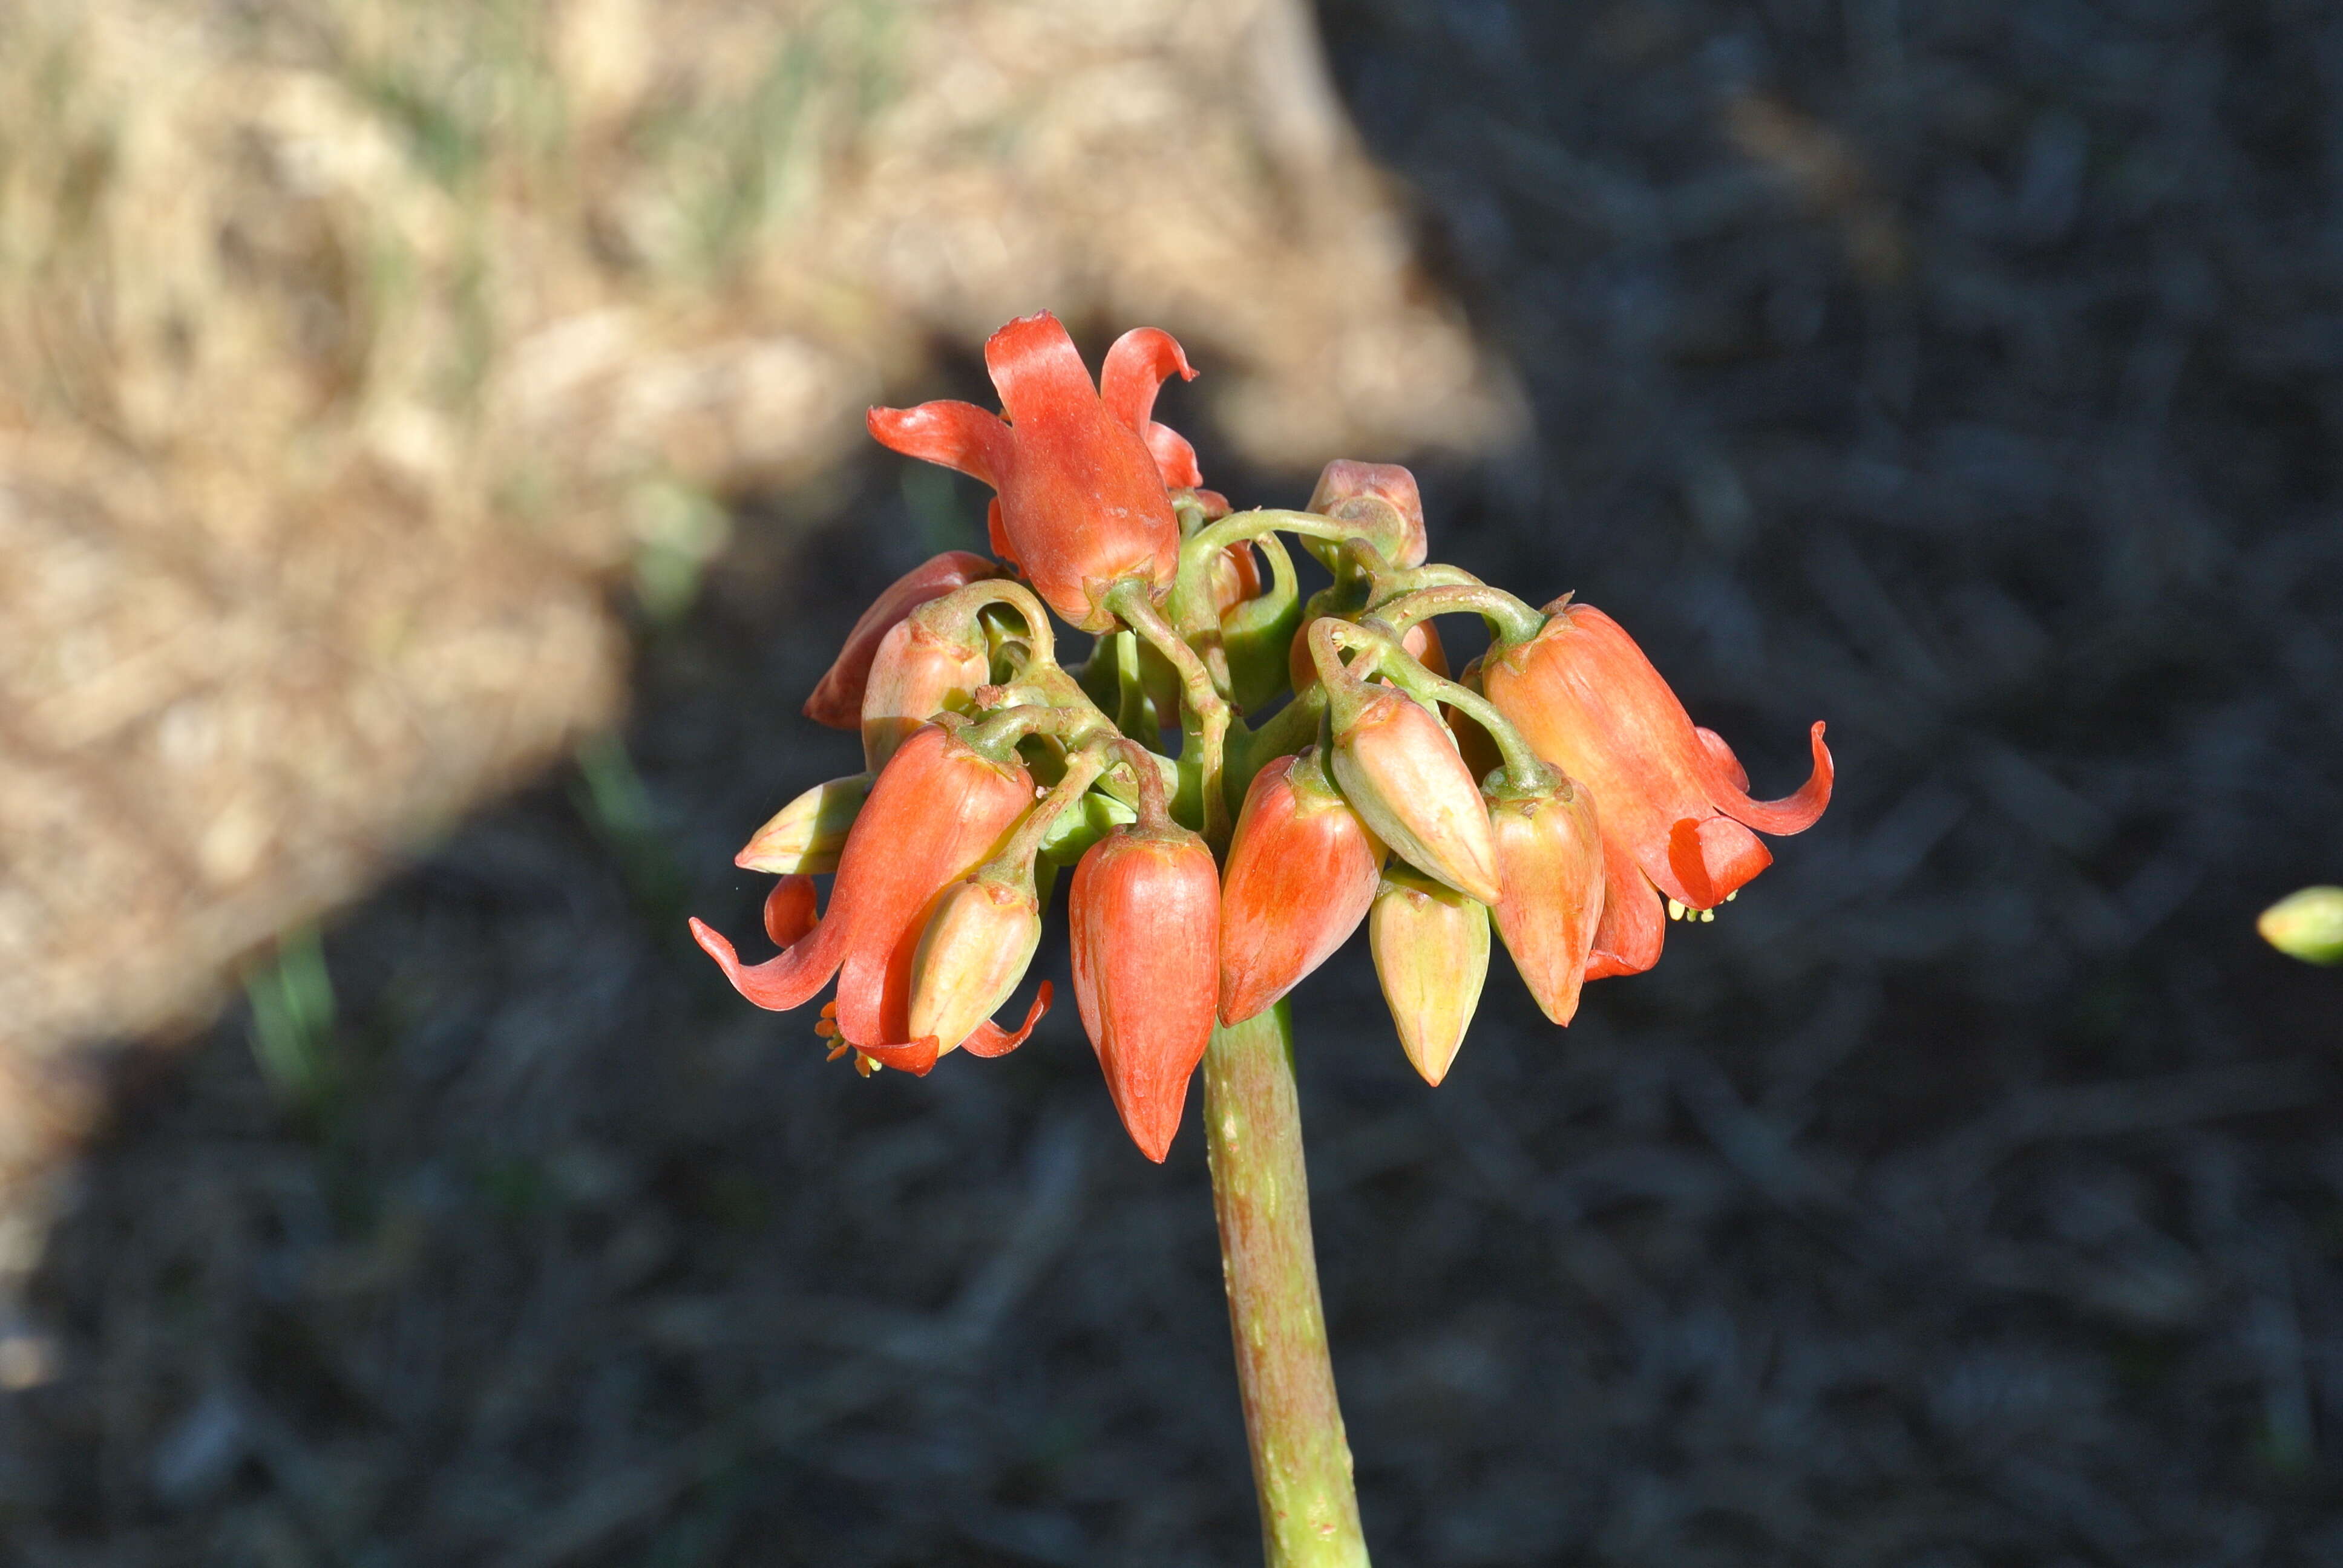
[
  {"left": 1666, "top": 898, "right": 1686, "bottom": 921},
  {"left": 1725, "top": 890, "right": 1737, "bottom": 902},
  {"left": 825, "top": 1040, "right": 852, "bottom": 1062},
  {"left": 1698, "top": 907, "right": 1714, "bottom": 923}
]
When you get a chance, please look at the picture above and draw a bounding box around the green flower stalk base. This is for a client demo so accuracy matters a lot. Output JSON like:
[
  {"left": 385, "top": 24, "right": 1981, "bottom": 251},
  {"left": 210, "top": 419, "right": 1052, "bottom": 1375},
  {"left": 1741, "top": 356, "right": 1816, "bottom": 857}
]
[{"left": 1204, "top": 1003, "right": 1371, "bottom": 1567}]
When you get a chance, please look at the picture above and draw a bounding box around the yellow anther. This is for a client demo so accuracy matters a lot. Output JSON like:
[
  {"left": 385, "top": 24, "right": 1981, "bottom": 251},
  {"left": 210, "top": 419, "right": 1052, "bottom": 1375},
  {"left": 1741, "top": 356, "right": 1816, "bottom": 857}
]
[
  {"left": 1666, "top": 899, "right": 1686, "bottom": 921},
  {"left": 1698, "top": 907, "right": 1714, "bottom": 923}
]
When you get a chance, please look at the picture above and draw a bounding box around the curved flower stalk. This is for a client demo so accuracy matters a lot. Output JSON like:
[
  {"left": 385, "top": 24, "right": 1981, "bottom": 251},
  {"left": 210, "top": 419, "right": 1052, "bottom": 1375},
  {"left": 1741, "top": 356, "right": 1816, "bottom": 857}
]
[{"left": 691, "top": 313, "right": 1835, "bottom": 1568}]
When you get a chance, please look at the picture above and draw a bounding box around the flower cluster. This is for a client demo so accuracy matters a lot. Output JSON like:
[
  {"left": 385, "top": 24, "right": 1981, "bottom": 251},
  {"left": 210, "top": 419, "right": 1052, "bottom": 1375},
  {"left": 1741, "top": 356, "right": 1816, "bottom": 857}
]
[{"left": 693, "top": 313, "right": 1832, "bottom": 1160}]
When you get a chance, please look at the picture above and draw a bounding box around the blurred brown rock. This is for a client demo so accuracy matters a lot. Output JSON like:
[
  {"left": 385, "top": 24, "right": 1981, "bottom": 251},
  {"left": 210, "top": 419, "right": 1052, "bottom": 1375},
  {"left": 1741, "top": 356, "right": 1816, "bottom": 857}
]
[{"left": 0, "top": 0, "right": 1514, "bottom": 1290}]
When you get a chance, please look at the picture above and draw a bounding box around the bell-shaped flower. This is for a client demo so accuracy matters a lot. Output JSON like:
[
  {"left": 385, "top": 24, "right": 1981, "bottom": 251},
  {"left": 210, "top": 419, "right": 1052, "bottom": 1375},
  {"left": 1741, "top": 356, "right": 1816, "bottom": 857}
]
[
  {"left": 1070, "top": 819, "right": 1221, "bottom": 1161},
  {"left": 1369, "top": 867, "right": 1490, "bottom": 1086},
  {"left": 1485, "top": 772, "right": 1604, "bottom": 1024},
  {"left": 1217, "top": 750, "right": 1384, "bottom": 1025},
  {"left": 1481, "top": 600, "right": 1831, "bottom": 979},
  {"left": 804, "top": 551, "right": 1000, "bottom": 728},
  {"left": 689, "top": 723, "right": 1048, "bottom": 1072},
  {"left": 867, "top": 313, "right": 1200, "bottom": 631}
]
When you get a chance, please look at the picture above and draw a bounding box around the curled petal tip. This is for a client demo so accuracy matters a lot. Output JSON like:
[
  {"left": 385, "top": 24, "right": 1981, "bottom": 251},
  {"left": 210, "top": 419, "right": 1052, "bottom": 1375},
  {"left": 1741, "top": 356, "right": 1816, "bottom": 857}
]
[{"left": 961, "top": 980, "right": 1055, "bottom": 1058}]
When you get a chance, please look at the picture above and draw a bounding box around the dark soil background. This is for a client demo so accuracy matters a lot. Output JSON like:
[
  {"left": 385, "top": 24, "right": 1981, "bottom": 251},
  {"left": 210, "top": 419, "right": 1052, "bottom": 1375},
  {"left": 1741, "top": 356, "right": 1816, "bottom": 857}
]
[{"left": 9, "top": 1, "right": 2343, "bottom": 1563}]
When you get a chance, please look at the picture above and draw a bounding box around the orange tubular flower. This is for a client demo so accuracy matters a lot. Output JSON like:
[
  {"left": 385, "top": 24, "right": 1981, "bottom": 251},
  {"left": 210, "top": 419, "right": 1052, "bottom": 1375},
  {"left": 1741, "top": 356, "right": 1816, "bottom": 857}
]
[
  {"left": 867, "top": 313, "right": 1199, "bottom": 632},
  {"left": 804, "top": 551, "right": 1000, "bottom": 728},
  {"left": 688, "top": 724, "right": 1048, "bottom": 1073},
  {"left": 1217, "top": 751, "right": 1384, "bottom": 1025},
  {"left": 1070, "top": 814, "right": 1222, "bottom": 1162},
  {"left": 1482, "top": 600, "right": 1832, "bottom": 979}
]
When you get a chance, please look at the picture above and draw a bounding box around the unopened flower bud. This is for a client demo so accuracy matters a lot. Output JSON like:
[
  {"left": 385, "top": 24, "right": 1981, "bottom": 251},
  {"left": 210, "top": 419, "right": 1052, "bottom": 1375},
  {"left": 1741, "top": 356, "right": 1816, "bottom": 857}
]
[
  {"left": 735, "top": 773, "right": 873, "bottom": 875},
  {"left": 1070, "top": 825, "right": 1221, "bottom": 1161},
  {"left": 1487, "top": 775, "right": 1604, "bottom": 1025},
  {"left": 1306, "top": 459, "right": 1427, "bottom": 569},
  {"left": 1219, "top": 751, "right": 1384, "bottom": 1025},
  {"left": 1369, "top": 866, "right": 1489, "bottom": 1085},
  {"left": 1329, "top": 682, "right": 1502, "bottom": 904},
  {"left": 909, "top": 877, "right": 1044, "bottom": 1053},
  {"left": 804, "top": 551, "right": 999, "bottom": 728},
  {"left": 2259, "top": 886, "right": 2343, "bottom": 965},
  {"left": 860, "top": 615, "right": 989, "bottom": 772}
]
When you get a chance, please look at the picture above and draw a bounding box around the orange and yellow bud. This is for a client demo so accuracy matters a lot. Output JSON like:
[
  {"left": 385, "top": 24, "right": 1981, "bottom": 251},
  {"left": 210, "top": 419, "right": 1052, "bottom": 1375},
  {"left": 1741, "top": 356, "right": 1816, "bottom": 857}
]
[
  {"left": 1328, "top": 682, "right": 1502, "bottom": 905},
  {"left": 1217, "top": 751, "right": 1384, "bottom": 1025},
  {"left": 1070, "top": 825, "right": 1221, "bottom": 1161},
  {"left": 1486, "top": 776, "right": 1604, "bottom": 1025},
  {"left": 803, "top": 551, "right": 999, "bottom": 728},
  {"left": 908, "top": 876, "right": 1044, "bottom": 1054},
  {"left": 735, "top": 773, "right": 873, "bottom": 876},
  {"left": 1369, "top": 866, "right": 1489, "bottom": 1085},
  {"left": 860, "top": 615, "right": 990, "bottom": 772}
]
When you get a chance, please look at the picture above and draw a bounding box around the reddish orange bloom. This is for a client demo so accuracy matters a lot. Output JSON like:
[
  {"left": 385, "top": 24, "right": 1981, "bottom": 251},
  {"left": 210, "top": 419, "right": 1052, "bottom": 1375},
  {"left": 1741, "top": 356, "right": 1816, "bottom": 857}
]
[
  {"left": 1070, "top": 822, "right": 1221, "bottom": 1161},
  {"left": 804, "top": 551, "right": 1000, "bottom": 728},
  {"left": 689, "top": 724, "right": 1048, "bottom": 1072},
  {"left": 1217, "top": 751, "right": 1383, "bottom": 1025},
  {"left": 1483, "top": 601, "right": 1831, "bottom": 979},
  {"left": 867, "top": 313, "right": 1198, "bottom": 631}
]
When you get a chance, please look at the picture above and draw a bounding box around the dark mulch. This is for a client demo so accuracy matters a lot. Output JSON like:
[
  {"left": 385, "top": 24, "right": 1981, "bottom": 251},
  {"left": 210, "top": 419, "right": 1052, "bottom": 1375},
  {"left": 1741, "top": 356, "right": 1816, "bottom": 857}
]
[{"left": 8, "top": 1, "right": 2343, "bottom": 1563}]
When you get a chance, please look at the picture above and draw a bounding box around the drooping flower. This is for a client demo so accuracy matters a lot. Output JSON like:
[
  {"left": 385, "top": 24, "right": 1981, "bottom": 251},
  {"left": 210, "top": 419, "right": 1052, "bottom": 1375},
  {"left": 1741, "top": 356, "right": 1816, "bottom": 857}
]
[
  {"left": 1070, "top": 817, "right": 1221, "bottom": 1161},
  {"left": 1323, "top": 658, "right": 1502, "bottom": 904},
  {"left": 867, "top": 313, "right": 1200, "bottom": 631},
  {"left": 689, "top": 723, "right": 1048, "bottom": 1071},
  {"left": 1484, "top": 773, "right": 1604, "bottom": 1024},
  {"left": 1369, "top": 866, "right": 1490, "bottom": 1086},
  {"left": 1482, "top": 600, "right": 1831, "bottom": 979},
  {"left": 1218, "top": 750, "right": 1384, "bottom": 1025},
  {"left": 804, "top": 552, "right": 1000, "bottom": 728}
]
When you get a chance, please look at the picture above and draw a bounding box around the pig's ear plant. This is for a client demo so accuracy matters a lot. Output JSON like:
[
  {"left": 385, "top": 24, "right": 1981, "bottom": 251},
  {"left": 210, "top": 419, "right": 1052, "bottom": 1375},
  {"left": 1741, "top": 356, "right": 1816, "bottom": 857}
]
[{"left": 692, "top": 313, "right": 1834, "bottom": 1566}]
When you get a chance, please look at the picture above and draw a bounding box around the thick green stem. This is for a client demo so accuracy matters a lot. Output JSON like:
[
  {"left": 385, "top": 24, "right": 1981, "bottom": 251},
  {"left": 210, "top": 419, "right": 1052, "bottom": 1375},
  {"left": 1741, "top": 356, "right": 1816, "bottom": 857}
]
[{"left": 1205, "top": 1004, "right": 1370, "bottom": 1568}]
